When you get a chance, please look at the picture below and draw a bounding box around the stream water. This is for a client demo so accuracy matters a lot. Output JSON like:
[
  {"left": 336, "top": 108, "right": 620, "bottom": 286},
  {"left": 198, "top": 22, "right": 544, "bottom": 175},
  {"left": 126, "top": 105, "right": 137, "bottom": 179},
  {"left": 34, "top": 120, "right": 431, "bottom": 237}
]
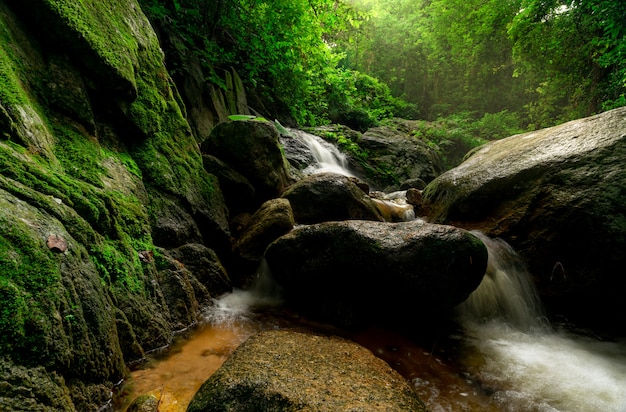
[{"left": 114, "top": 130, "right": 626, "bottom": 411}]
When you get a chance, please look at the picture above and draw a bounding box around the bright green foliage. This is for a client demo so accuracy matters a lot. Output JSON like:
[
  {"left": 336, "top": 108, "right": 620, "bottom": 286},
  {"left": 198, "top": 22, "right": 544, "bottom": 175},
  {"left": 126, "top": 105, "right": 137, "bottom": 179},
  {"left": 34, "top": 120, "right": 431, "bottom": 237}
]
[
  {"left": 410, "top": 111, "right": 520, "bottom": 168},
  {"left": 509, "top": 0, "right": 626, "bottom": 127},
  {"left": 342, "top": 0, "right": 626, "bottom": 129},
  {"left": 138, "top": 0, "right": 626, "bottom": 130},
  {"left": 324, "top": 69, "right": 417, "bottom": 131},
  {"left": 342, "top": 0, "right": 524, "bottom": 119},
  {"left": 139, "top": 0, "right": 406, "bottom": 126}
]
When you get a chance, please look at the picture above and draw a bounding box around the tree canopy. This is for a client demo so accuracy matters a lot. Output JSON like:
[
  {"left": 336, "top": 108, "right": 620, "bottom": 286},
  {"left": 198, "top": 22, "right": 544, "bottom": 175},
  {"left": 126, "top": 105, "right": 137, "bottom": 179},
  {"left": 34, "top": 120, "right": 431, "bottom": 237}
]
[{"left": 139, "top": 0, "right": 626, "bottom": 131}]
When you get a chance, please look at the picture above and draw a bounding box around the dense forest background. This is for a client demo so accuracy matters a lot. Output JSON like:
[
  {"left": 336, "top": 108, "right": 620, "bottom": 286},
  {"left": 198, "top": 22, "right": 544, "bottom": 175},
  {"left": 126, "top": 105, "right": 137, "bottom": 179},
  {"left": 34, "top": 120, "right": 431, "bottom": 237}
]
[{"left": 139, "top": 0, "right": 626, "bottom": 136}]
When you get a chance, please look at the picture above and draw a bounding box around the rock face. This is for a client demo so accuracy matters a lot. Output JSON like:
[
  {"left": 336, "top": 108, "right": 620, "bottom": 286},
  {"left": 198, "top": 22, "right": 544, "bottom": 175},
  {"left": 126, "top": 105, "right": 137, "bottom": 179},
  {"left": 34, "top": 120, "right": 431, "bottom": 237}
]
[
  {"left": 187, "top": 330, "right": 429, "bottom": 412},
  {"left": 282, "top": 172, "right": 384, "bottom": 224},
  {"left": 422, "top": 106, "right": 626, "bottom": 333},
  {"left": 0, "top": 0, "right": 233, "bottom": 409},
  {"left": 265, "top": 220, "right": 488, "bottom": 327}
]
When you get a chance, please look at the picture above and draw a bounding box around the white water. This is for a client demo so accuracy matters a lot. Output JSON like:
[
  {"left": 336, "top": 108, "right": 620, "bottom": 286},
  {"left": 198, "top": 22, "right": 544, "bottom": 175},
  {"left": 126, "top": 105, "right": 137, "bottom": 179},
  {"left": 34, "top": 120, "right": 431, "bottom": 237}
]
[
  {"left": 194, "top": 234, "right": 626, "bottom": 412},
  {"left": 287, "top": 129, "right": 417, "bottom": 222},
  {"left": 203, "top": 261, "right": 283, "bottom": 327},
  {"left": 287, "top": 128, "right": 356, "bottom": 177},
  {"left": 457, "top": 233, "right": 626, "bottom": 412}
]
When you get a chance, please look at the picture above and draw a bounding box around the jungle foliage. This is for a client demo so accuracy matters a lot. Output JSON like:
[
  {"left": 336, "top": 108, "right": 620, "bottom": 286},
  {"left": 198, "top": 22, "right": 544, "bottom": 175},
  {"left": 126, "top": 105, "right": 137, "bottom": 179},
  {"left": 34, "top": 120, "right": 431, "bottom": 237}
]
[{"left": 139, "top": 0, "right": 626, "bottom": 132}]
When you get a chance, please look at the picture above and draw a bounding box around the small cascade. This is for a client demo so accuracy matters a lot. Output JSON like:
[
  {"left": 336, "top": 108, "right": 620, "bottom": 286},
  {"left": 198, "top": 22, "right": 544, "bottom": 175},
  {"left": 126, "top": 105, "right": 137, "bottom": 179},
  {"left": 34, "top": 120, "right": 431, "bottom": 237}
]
[
  {"left": 371, "top": 190, "right": 416, "bottom": 222},
  {"left": 203, "top": 260, "right": 283, "bottom": 327},
  {"left": 286, "top": 128, "right": 355, "bottom": 177},
  {"left": 455, "top": 232, "right": 626, "bottom": 412},
  {"left": 457, "top": 231, "right": 546, "bottom": 331}
]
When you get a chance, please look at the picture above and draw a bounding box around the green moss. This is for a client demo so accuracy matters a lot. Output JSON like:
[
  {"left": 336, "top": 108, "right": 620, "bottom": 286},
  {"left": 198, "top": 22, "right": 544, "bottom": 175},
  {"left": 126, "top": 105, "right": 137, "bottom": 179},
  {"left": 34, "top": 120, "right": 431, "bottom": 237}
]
[
  {"left": 43, "top": 0, "right": 142, "bottom": 86},
  {"left": 0, "top": 11, "right": 29, "bottom": 108},
  {"left": 0, "top": 278, "right": 28, "bottom": 349},
  {"left": 0, "top": 215, "right": 60, "bottom": 290},
  {"left": 0, "top": 211, "right": 61, "bottom": 355},
  {"left": 53, "top": 123, "right": 106, "bottom": 188},
  {"left": 0, "top": 44, "right": 27, "bottom": 107}
]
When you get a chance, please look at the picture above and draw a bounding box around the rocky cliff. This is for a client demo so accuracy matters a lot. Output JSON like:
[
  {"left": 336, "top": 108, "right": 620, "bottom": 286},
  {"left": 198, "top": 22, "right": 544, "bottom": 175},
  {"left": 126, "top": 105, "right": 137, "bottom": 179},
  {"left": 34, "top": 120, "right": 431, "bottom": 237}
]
[{"left": 0, "top": 1, "right": 236, "bottom": 409}]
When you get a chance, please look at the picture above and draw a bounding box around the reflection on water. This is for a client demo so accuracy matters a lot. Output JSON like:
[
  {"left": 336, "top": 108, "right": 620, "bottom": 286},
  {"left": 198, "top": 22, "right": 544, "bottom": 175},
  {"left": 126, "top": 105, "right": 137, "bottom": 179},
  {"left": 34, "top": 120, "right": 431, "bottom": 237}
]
[
  {"left": 114, "top": 320, "right": 255, "bottom": 412},
  {"left": 120, "top": 324, "right": 250, "bottom": 412}
]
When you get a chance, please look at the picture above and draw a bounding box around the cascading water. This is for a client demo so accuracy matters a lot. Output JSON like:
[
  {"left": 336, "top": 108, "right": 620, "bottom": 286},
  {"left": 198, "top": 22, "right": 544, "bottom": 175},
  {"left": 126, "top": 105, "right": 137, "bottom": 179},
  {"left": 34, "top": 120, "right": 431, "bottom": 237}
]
[
  {"left": 457, "top": 232, "right": 547, "bottom": 332},
  {"left": 286, "top": 128, "right": 356, "bottom": 177},
  {"left": 285, "top": 128, "right": 416, "bottom": 222},
  {"left": 454, "top": 232, "right": 626, "bottom": 412}
]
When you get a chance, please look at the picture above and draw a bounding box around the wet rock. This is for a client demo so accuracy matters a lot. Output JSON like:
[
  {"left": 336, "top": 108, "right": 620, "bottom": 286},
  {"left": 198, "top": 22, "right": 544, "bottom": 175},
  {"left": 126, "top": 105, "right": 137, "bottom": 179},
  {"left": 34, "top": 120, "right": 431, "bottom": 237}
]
[
  {"left": 422, "top": 106, "right": 626, "bottom": 334},
  {"left": 282, "top": 172, "right": 384, "bottom": 224},
  {"left": 279, "top": 131, "right": 317, "bottom": 171},
  {"left": 187, "top": 330, "right": 429, "bottom": 412},
  {"left": 233, "top": 198, "right": 295, "bottom": 282},
  {"left": 201, "top": 120, "right": 294, "bottom": 202},
  {"left": 359, "top": 120, "right": 444, "bottom": 189},
  {"left": 406, "top": 188, "right": 423, "bottom": 208},
  {"left": 265, "top": 219, "right": 487, "bottom": 328},
  {"left": 165, "top": 243, "right": 232, "bottom": 297}
]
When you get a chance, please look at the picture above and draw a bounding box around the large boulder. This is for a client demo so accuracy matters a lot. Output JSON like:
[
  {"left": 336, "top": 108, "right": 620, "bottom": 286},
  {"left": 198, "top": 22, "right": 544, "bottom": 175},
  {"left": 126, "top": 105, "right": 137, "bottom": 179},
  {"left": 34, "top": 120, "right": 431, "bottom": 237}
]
[
  {"left": 265, "top": 220, "right": 487, "bottom": 328},
  {"left": 187, "top": 330, "right": 429, "bottom": 412},
  {"left": 358, "top": 120, "right": 444, "bottom": 190},
  {"left": 282, "top": 172, "right": 384, "bottom": 224},
  {"left": 422, "top": 106, "right": 626, "bottom": 333},
  {"left": 201, "top": 120, "right": 294, "bottom": 203}
]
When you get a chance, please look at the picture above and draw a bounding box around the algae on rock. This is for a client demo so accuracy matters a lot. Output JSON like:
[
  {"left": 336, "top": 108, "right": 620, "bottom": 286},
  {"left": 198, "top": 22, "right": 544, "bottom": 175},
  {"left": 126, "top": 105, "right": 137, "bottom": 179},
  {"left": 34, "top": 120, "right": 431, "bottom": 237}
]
[{"left": 0, "top": 0, "right": 233, "bottom": 409}]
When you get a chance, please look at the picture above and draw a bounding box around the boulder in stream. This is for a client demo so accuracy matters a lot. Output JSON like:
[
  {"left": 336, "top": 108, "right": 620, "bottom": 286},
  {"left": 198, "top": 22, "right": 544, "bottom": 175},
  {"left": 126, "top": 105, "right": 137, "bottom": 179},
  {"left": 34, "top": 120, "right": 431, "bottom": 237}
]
[
  {"left": 265, "top": 219, "right": 488, "bottom": 327},
  {"left": 232, "top": 198, "right": 295, "bottom": 282},
  {"left": 187, "top": 330, "right": 429, "bottom": 412},
  {"left": 281, "top": 172, "right": 384, "bottom": 224},
  {"left": 422, "top": 106, "right": 626, "bottom": 333}
]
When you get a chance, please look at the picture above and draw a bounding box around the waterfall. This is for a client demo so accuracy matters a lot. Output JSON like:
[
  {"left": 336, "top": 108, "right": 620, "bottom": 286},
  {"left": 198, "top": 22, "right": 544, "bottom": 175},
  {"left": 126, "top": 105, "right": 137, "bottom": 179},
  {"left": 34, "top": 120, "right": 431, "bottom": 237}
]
[
  {"left": 457, "top": 231, "right": 547, "bottom": 331},
  {"left": 286, "top": 128, "right": 356, "bottom": 177},
  {"left": 456, "top": 233, "right": 626, "bottom": 412}
]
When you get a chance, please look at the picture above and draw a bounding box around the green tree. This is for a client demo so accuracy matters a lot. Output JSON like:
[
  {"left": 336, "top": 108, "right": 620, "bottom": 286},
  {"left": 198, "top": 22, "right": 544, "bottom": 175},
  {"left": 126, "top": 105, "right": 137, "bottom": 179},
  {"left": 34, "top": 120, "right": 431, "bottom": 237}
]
[
  {"left": 509, "top": 0, "right": 626, "bottom": 127},
  {"left": 342, "top": 0, "right": 524, "bottom": 119}
]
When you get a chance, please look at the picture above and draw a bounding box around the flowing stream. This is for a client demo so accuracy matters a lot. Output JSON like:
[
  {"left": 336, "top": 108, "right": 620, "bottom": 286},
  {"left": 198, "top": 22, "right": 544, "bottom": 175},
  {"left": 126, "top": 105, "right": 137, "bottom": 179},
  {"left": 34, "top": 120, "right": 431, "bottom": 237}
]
[
  {"left": 115, "top": 131, "right": 626, "bottom": 411},
  {"left": 453, "top": 233, "right": 626, "bottom": 411},
  {"left": 286, "top": 128, "right": 356, "bottom": 177}
]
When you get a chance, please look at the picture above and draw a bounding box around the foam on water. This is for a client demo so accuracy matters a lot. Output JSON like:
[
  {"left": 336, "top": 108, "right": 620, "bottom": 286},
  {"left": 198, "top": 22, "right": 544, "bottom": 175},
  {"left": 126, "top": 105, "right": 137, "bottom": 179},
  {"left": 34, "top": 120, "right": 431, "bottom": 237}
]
[
  {"left": 464, "top": 321, "right": 626, "bottom": 412},
  {"left": 457, "top": 232, "right": 626, "bottom": 412},
  {"left": 202, "top": 260, "right": 283, "bottom": 328}
]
